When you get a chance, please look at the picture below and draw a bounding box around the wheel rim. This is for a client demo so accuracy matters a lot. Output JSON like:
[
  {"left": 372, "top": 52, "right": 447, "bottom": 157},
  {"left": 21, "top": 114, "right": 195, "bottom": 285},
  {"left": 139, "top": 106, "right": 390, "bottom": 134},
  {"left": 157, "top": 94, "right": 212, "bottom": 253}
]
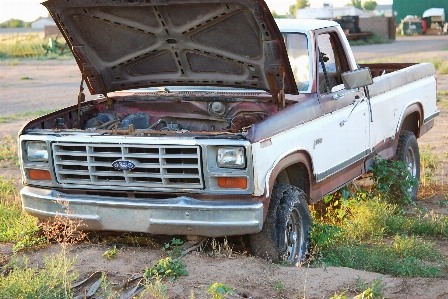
[
  {"left": 284, "top": 207, "right": 305, "bottom": 263},
  {"left": 406, "top": 146, "right": 417, "bottom": 177}
]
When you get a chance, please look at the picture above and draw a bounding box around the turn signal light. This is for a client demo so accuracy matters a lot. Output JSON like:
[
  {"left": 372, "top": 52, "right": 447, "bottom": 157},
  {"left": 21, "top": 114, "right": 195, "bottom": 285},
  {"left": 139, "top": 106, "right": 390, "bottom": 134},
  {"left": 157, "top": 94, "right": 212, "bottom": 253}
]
[
  {"left": 29, "top": 169, "right": 52, "bottom": 181},
  {"left": 218, "top": 177, "right": 247, "bottom": 189}
]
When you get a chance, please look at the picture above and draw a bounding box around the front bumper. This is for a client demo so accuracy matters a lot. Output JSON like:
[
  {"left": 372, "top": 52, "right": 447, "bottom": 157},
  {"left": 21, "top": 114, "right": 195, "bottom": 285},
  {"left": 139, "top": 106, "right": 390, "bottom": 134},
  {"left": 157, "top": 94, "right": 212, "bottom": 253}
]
[{"left": 20, "top": 186, "right": 264, "bottom": 237}]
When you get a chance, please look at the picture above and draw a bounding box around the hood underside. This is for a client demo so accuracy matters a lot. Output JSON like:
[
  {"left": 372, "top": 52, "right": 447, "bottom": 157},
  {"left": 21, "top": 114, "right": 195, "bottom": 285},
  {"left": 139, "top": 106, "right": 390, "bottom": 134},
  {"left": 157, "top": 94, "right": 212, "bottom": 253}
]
[{"left": 43, "top": 0, "right": 296, "bottom": 95}]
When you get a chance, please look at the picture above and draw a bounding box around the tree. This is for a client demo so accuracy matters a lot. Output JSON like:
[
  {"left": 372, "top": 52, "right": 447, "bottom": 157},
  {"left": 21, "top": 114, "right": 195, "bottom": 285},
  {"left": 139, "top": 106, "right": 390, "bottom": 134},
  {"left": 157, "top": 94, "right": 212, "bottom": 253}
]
[
  {"left": 0, "top": 19, "right": 30, "bottom": 28},
  {"left": 272, "top": 10, "right": 287, "bottom": 19},
  {"left": 346, "top": 0, "right": 363, "bottom": 10},
  {"left": 363, "top": 0, "right": 377, "bottom": 11},
  {"left": 288, "top": 0, "right": 310, "bottom": 17}
]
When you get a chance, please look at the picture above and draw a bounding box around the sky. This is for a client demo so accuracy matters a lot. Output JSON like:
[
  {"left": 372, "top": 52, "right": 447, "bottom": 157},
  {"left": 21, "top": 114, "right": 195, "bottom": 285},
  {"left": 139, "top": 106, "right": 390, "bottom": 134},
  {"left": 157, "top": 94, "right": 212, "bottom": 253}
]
[{"left": 0, "top": 0, "right": 393, "bottom": 24}]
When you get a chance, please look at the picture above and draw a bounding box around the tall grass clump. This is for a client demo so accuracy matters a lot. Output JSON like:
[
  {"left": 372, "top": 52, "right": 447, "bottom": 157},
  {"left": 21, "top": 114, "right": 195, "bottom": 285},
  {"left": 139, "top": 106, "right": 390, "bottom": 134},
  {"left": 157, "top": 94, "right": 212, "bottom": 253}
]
[
  {"left": 0, "top": 34, "right": 45, "bottom": 58},
  {"left": 0, "top": 134, "right": 19, "bottom": 168},
  {"left": 0, "top": 252, "right": 77, "bottom": 298},
  {"left": 420, "top": 146, "right": 440, "bottom": 185},
  {"left": 0, "top": 34, "right": 73, "bottom": 59},
  {"left": 0, "top": 177, "right": 46, "bottom": 251},
  {"left": 428, "top": 58, "right": 448, "bottom": 74},
  {"left": 309, "top": 157, "right": 448, "bottom": 277}
]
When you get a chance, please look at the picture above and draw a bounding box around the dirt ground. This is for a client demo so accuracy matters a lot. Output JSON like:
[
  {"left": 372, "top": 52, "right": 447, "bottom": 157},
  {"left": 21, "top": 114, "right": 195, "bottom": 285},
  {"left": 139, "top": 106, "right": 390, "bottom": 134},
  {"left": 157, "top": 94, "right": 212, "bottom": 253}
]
[{"left": 1, "top": 35, "right": 448, "bottom": 298}]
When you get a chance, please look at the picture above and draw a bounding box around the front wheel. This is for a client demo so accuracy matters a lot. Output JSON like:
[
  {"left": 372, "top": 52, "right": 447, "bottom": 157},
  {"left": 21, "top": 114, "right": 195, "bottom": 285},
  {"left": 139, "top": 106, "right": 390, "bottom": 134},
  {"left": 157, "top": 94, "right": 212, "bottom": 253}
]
[
  {"left": 250, "top": 184, "right": 311, "bottom": 264},
  {"left": 394, "top": 130, "right": 420, "bottom": 200}
]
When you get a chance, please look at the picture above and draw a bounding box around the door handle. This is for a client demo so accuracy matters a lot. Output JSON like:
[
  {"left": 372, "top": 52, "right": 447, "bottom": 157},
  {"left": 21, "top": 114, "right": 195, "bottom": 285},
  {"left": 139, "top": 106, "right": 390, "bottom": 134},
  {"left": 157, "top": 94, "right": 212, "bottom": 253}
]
[{"left": 333, "top": 90, "right": 361, "bottom": 100}]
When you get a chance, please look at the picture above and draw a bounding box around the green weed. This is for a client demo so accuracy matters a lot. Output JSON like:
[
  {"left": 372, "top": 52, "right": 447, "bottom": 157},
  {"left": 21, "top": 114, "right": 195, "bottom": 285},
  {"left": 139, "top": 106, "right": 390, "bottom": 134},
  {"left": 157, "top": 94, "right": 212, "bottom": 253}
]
[
  {"left": 207, "top": 283, "right": 234, "bottom": 299},
  {"left": 144, "top": 238, "right": 188, "bottom": 281},
  {"left": 144, "top": 256, "right": 188, "bottom": 281},
  {"left": 273, "top": 280, "right": 285, "bottom": 292},
  {"left": 102, "top": 245, "right": 118, "bottom": 260},
  {"left": 20, "top": 75, "right": 32, "bottom": 80}
]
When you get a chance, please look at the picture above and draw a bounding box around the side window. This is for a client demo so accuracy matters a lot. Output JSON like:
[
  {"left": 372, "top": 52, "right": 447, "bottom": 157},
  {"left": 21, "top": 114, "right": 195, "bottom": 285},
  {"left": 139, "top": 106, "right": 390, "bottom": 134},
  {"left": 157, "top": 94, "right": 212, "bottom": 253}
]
[
  {"left": 317, "top": 32, "right": 349, "bottom": 95},
  {"left": 283, "top": 33, "right": 310, "bottom": 91}
]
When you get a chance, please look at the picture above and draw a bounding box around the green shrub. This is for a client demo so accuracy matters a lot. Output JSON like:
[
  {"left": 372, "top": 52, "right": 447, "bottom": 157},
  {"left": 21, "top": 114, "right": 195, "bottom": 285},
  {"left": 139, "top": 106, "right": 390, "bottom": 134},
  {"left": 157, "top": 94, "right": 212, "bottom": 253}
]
[{"left": 370, "top": 157, "right": 418, "bottom": 205}]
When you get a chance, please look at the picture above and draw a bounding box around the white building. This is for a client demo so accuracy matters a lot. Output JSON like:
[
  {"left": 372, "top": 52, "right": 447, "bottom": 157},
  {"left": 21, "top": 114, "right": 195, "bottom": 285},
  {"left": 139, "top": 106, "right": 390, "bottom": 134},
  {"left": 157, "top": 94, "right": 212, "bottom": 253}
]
[
  {"left": 31, "top": 17, "right": 55, "bottom": 29},
  {"left": 296, "top": 6, "right": 371, "bottom": 19},
  {"left": 374, "top": 5, "right": 393, "bottom": 17}
]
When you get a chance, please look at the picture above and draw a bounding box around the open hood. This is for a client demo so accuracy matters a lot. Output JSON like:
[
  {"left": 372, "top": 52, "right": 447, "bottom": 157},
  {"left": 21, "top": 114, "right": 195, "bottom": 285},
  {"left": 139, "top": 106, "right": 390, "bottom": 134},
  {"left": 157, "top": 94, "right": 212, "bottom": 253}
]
[{"left": 43, "top": 0, "right": 297, "bottom": 95}]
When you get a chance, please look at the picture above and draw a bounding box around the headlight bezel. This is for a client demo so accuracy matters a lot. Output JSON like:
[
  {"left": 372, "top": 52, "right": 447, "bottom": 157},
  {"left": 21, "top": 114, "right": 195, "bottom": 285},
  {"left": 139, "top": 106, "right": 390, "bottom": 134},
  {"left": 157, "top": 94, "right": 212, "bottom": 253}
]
[
  {"left": 216, "top": 146, "right": 246, "bottom": 169},
  {"left": 26, "top": 141, "right": 49, "bottom": 162}
]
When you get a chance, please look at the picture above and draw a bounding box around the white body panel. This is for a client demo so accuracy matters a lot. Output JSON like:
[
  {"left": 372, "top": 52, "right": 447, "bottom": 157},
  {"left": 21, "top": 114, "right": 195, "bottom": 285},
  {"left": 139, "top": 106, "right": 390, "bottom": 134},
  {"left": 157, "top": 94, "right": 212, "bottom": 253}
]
[{"left": 252, "top": 22, "right": 438, "bottom": 197}]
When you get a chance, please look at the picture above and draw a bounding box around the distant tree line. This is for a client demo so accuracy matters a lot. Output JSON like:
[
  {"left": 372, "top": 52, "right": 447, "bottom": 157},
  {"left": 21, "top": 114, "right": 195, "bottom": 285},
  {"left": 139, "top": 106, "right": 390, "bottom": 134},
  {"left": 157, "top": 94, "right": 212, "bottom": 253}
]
[
  {"left": 349, "top": 0, "right": 378, "bottom": 11},
  {"left": 0, "top": 19, "right": 31, "bottom": 28}
]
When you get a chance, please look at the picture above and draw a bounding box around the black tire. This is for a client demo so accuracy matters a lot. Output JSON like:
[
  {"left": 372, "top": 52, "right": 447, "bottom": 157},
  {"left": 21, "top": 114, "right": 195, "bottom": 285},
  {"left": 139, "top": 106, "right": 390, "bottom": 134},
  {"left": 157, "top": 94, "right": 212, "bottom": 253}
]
[
  {"left": 250, "top": 184, "right": 311, "bottom": 264},
  {"left": 394, "top": 130, "right": 420, "bottom": 200}
]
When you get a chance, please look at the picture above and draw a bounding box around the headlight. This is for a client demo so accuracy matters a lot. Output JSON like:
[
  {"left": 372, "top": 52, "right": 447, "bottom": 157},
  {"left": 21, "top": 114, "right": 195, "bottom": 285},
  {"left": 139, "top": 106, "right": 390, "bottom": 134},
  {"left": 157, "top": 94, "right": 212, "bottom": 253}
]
[
  {"left": 26, "top": 141, "right": 48, "bottom": 162},
  {"left": 217, "top": 147, "right": 245, "bottom": 168}
]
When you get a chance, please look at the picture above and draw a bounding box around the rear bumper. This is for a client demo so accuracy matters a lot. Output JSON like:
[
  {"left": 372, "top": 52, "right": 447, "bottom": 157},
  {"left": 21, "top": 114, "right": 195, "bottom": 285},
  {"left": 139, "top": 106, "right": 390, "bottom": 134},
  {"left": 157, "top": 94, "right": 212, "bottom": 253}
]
[{"left": 20, "top": 186, "right": 264, "bottom": 237}]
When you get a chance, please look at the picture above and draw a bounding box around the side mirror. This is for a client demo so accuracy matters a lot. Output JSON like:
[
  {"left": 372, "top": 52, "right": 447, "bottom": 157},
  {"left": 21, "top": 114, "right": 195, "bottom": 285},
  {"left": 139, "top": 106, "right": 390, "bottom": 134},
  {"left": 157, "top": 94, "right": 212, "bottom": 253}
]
[{"left": 341, "top": 68, "right": 373, "bottom": 90}]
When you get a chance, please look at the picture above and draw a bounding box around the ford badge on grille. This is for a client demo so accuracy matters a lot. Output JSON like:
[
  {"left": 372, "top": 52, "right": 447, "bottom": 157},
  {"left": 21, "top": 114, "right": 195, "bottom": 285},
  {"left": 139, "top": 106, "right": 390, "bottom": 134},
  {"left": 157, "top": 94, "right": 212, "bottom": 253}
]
[{"left": 112, "top": 160, "right": 136, "bottom": 171}]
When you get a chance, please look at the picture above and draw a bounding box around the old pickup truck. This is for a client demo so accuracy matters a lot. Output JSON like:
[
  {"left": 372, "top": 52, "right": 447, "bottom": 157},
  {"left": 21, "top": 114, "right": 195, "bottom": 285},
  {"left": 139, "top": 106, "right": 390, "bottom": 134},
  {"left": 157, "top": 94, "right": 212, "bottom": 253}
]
[{"left": 19, "top": 0, "right": 438, "bottom": 264}]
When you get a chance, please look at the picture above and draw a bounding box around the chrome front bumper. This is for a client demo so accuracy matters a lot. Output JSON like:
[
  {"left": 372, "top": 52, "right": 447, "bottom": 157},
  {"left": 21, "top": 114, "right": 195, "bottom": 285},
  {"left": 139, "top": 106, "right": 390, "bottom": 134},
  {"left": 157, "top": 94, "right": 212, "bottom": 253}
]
[{"left": 20, "top": 186, "right": 264, "bottom": 237}]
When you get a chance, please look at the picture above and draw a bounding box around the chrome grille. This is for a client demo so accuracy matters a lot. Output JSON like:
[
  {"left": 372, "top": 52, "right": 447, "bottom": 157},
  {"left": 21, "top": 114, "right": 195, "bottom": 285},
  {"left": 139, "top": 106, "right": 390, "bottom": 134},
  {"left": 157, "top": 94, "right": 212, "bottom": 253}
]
[{"left": 52, "top": 143, "right": 203, "bottom": 189}]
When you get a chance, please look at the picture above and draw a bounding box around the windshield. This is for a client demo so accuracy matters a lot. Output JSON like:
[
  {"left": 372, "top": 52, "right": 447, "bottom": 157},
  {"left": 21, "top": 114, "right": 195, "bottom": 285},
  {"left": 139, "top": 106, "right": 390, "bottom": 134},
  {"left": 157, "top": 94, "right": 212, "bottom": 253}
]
[{"left": 282, "top": 33, "right": 310, "bottom": 92}]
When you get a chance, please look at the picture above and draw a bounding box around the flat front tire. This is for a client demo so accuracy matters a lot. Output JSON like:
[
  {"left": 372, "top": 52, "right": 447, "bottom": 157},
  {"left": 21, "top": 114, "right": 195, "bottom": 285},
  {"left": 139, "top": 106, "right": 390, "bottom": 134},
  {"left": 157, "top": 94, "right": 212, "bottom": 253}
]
[{"left": 250, "top": 184, "right": 311, "bottom": 264}]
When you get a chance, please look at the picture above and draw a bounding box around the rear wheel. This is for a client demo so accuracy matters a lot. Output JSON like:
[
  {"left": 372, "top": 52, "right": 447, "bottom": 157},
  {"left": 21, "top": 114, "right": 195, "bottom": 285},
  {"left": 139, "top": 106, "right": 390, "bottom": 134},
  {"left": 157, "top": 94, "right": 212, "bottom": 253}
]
[
  {"left": 394, "top": 130, "right": 420, "bottom": 199},
  {"left": 250, "top": 184, "right": 311, "bottom": 264}
]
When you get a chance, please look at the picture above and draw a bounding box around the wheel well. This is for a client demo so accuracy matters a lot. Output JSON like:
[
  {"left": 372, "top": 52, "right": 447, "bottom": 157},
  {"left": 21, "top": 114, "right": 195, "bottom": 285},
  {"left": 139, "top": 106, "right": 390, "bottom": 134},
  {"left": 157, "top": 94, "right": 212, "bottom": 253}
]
[
  {"left": 275, "top": 163, "right": 310, "bottom": 196},
  {"left": 401, "top": 111, "right": 420, "bottom": 137}
]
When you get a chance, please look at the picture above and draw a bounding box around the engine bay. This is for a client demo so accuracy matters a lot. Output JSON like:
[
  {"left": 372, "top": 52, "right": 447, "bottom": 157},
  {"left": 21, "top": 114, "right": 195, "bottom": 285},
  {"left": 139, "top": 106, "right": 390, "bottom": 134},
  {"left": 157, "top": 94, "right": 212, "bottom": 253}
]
[{"left": 22, "top": 92, "right": 280, "bottom": 137}]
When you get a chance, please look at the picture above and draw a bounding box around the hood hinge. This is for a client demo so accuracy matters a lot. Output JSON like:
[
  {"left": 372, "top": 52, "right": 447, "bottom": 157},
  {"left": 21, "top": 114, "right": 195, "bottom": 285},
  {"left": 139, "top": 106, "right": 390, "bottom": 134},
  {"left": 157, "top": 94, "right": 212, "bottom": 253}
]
[
  {"left": 266, "top": 67, "right": 286, "bottom": 111},
  {"left": 77, "top": 72, "right": 86, "bottom": 122},
  {"left": 94, "top": 72, "right": 113, "bottom": 110}
]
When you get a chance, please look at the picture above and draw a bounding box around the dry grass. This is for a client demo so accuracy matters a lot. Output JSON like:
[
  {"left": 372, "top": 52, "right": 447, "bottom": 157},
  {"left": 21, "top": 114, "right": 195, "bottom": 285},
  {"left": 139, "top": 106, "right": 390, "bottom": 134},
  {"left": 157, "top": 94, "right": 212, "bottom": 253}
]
[
  {"left": 0, "top": 33, "right": 72, "bottom": 59},
  {"left": 0, "top": 34, "right": 45, "bottom": 58}
]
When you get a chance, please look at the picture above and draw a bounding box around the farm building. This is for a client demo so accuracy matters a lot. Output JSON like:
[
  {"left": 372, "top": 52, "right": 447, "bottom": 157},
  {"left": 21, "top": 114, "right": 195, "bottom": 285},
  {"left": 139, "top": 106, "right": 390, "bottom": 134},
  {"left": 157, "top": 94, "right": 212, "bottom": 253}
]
[{"left": 31, "top": 17, "right": 55, "bottom": 29}]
